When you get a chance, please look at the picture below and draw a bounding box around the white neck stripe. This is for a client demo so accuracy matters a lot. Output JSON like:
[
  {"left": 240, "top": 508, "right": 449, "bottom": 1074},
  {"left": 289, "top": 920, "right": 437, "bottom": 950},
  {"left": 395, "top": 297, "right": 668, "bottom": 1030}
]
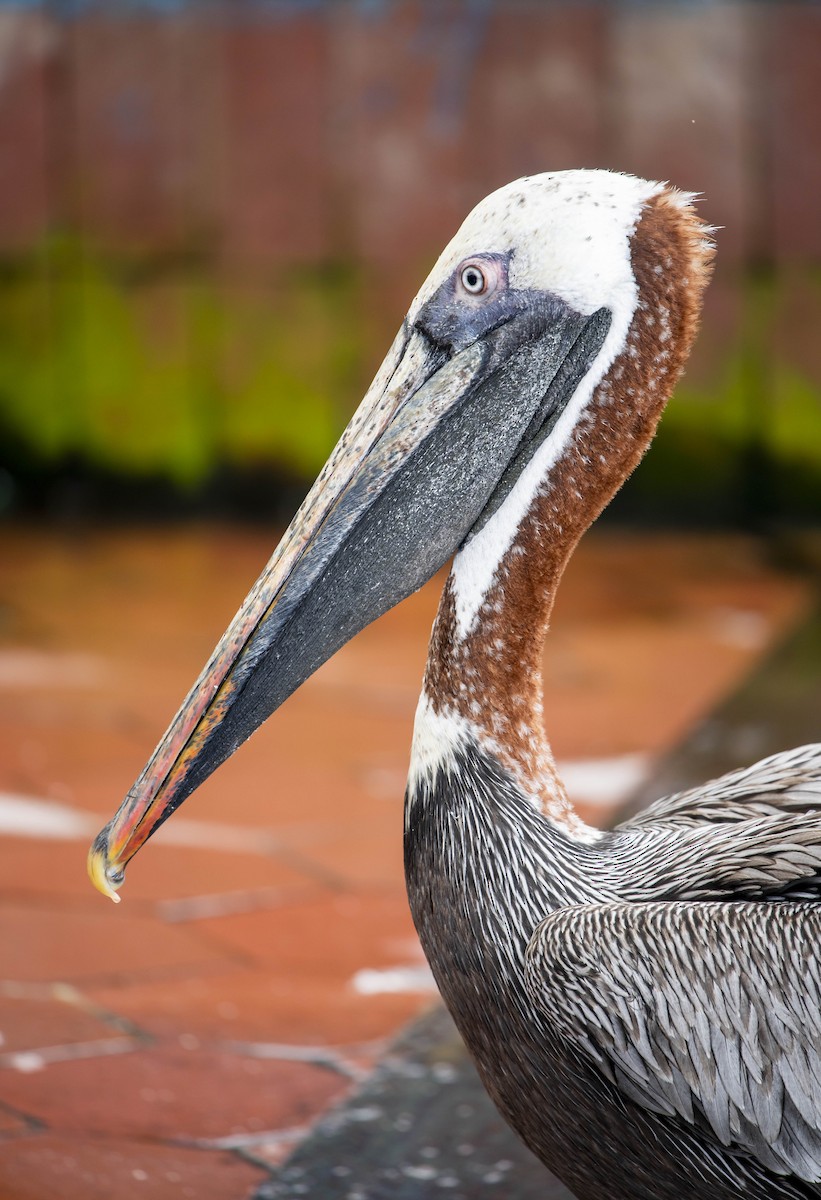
[{"left": 448, "top": 180, "right": 656, "bottom": 641}]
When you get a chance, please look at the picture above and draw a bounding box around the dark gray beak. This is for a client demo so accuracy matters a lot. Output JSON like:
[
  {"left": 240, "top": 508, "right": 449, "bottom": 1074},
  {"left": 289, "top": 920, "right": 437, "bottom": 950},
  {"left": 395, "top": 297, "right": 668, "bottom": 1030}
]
[{"left": 89, "top": 285, "right": 610, "bottom": 900}]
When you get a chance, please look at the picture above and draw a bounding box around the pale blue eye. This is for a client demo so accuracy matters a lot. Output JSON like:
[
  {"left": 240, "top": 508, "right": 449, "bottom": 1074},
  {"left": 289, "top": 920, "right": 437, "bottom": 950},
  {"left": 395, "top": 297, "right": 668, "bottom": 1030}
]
[{"left": 460, "top": 264, "right": 486, "bottom": 295}]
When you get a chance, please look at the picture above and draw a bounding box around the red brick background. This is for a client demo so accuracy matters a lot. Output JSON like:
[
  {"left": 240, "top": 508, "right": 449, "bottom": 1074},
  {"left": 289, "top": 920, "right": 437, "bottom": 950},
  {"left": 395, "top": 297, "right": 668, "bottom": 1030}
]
[{"left": 1, "top": 2, "right": 819, "bottom": 272}]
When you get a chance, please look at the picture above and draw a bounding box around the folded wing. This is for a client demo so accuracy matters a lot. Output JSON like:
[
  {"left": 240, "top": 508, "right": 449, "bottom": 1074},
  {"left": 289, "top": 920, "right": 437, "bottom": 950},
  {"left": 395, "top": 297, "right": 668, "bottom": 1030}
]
[{"left": 526, "top": 900, "right": 821, "bottom": 1182}]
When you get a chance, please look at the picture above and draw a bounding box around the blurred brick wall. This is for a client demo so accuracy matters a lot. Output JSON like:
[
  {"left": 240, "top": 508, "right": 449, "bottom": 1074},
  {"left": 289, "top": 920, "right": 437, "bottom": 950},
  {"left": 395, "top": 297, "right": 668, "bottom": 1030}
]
[
  {"left": 0, "top": 1, "right": 818, "bottom": 526},
  {"left": 1, "top": 1, "right": 819, "bottom": 274}
]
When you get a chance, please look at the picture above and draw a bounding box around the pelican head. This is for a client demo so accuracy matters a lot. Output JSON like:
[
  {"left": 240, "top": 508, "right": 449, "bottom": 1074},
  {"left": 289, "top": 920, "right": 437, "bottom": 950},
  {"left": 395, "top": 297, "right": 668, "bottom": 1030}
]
[{"left": 88, "top": 170, "right": 713, "bottom": 900}]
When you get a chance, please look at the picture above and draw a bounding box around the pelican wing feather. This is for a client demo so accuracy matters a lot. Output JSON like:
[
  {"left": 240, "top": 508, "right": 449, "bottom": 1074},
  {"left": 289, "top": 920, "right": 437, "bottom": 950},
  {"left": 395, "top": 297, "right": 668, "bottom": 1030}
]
[
  {"left": 626, "top": 744, "right": 821, "bottom": 829},
  {"left": 526, "top": 900, "right": 821, "bottom": 1182}
]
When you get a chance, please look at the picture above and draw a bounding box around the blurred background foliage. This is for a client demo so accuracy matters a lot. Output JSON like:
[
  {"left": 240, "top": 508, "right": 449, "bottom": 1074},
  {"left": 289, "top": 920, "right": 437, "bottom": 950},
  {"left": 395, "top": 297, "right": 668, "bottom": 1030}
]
[
  {"left": 0, "top": 0, "right": 818, "bottom": 525},
  {"left": 0, "top": 240, "right": 358, "bottom": 495}
]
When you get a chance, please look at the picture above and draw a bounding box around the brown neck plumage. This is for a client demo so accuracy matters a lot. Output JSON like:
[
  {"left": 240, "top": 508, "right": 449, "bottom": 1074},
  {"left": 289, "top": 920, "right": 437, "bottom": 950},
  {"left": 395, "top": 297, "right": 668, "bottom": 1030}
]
[{"left": 423, "top": 190, "right": 714, "bottom": 823}]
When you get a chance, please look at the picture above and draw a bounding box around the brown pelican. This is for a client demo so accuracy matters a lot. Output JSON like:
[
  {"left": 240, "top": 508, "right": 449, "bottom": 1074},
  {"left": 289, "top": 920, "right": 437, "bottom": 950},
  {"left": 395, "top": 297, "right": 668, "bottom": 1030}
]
[{"left": 89, "top": 170, "right": 821, "bottom": 1199}]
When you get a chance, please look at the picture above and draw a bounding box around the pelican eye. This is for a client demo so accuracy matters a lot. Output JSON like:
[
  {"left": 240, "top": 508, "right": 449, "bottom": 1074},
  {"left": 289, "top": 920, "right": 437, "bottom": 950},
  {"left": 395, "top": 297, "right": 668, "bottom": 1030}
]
[{"left": 459, "top": 263, "right": 488, "bottom": 295}]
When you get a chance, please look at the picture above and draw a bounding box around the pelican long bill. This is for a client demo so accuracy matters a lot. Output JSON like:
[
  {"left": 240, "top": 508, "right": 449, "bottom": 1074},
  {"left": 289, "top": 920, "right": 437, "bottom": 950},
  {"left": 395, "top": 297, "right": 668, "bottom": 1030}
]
[{"left": 88, "top": 251, "right": 610, "bottom": 900}]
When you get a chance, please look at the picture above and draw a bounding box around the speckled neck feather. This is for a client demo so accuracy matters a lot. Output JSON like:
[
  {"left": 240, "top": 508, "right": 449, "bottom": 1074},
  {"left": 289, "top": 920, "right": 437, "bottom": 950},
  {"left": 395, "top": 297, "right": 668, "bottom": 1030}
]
[{"left": 422, "top": 189, "right": 714, "bottom": 823}]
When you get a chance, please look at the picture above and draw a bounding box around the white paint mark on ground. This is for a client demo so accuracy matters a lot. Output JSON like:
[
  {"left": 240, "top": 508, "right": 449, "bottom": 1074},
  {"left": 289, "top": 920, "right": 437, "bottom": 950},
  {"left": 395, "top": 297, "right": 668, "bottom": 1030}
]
[
  {"left": 351, "top": 965, "right": 437, "bottom": 996},
  {"left": 559, "top": 753, "right": 650, "bottom": 808},
  {"left": 0, "top": 649, "right": 105, "bottom": 688},
  {"left": 222, "top": 1040, "right": 368, "bottom": 1081},
  {"left": 0, "top": 791, "right": 280, "bottom": 855},
  {"left": 0, "top": 793, "right": 94, "bottom": 840},
  {"left": 189, "top": 1125, "right": 310, "bottom": 1152},
  {"left": 0, "top": 1036, "right": 136, "bottom": 1073}
]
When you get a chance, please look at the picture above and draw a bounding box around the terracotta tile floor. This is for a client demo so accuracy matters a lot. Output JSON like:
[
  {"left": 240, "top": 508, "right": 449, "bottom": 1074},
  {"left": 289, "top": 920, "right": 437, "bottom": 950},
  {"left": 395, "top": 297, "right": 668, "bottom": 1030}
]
[{"left": 0, "top": 524, "right": 810, "bottom": 1199}]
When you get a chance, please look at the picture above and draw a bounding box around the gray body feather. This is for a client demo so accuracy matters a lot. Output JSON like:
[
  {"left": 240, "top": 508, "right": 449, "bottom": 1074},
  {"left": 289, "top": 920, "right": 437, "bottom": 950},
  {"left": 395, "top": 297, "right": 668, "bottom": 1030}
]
[{"left": 405, "top": 741, "right": 821, "bottom": 1200}]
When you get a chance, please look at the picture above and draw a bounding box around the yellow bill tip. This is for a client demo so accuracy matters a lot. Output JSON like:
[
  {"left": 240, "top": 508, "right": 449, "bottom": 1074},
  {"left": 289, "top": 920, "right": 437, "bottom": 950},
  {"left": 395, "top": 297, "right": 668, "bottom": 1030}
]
[{"left": 87, "top": 831, "right": 124, "bottom": 904}]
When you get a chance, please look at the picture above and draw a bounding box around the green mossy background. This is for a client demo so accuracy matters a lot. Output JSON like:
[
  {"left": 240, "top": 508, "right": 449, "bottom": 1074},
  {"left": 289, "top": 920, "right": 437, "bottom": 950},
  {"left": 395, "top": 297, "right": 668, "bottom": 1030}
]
[
  {"left": 0, "top": 239, "right": 363, "bottom": 514},
  {"left": 0, "top": 239, "right": 819, "bottom": 525}
]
